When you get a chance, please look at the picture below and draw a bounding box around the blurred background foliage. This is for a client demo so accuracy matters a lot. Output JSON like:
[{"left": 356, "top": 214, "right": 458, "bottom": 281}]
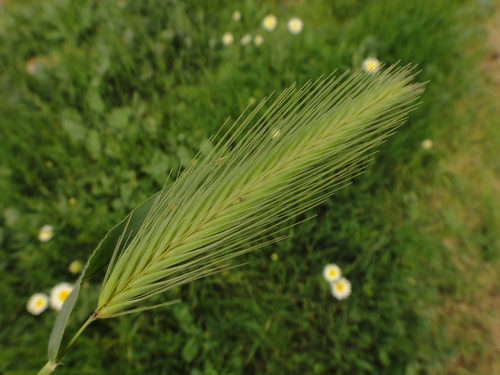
[{"left": 0, "top": 0, "right": 499, "bottom": 374}]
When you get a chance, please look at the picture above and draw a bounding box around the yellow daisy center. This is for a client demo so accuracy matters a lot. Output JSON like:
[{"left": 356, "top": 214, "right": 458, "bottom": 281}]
[
  {"left": 289, "top": 20, "right": 302, "bottom": 33},
  {"left": 328, "top": 269, "right": 337, "bottom": 277},
  {"left": 35, "top": 299, "right": 44, "bottom": 307},
  {"left": 59, "top": 290, "right": 70, "bottom": 301},
  {"left": 69, "top": 261, "right": 82, "bottom": 274},
  {"left": 263, "top": 16, "right": 277, "bottom": 31},
  {"left": 335, "top": 283, "right": 344, "bottom": 291}
]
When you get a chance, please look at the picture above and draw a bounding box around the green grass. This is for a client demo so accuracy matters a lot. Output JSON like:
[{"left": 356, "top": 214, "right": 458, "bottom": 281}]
[{"left": 0, "top": 0, "right": 498, "bottom": 374}]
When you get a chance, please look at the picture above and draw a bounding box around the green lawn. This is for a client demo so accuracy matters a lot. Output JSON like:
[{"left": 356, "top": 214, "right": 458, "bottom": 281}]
[{"left": 0, "top": 0, "right": 498, "bottom": 374}]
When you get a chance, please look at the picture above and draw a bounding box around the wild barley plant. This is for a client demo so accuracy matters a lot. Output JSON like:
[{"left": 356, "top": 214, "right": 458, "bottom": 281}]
[{"left": 38, "top": 66, "right": 424, "bottom": 374}]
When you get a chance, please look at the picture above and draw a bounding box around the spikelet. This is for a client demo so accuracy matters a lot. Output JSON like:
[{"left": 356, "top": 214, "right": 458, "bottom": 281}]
[{"left": 94, "top": 65, "right": 425, "bottom": 319}]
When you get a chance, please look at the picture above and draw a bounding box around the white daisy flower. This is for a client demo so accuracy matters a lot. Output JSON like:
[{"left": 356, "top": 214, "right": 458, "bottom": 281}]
[
  {"left": 254, "top": 34, "right": 264, "bottom": 47},
  {"left": 322, "top": 263, "right": 342, "bottom": 283},
  {"left": 50, "top": 282, "right": 74, "bottom": 311},
  {"left": 262, "top": 14, "right": 277, "bottom": 32},
  {"left": 421, "top": 139, "right": 433, "bottom": 150},
  {"left": 331, "top": 277, "right": 352, "bottom": 300},
  {"left": 27, "top": 293, "right": 49, "bottom": 315},
  {"left": 232, "top": 11, "right": 241, "bottom": 21},
  {"left": 240, "top": 34, "right": 252, "bottom": 46},
  {"left": 221, "top": 32, "right": 234, "bottom": 46},
  {"left": 68, "top": 260, "right": 83, "bottom": 274},
  {"left": 287, "top": 17, "right": 303, "bottom": 35},
  {"left": 362, "top": 57, "right": 381, "bottom": 74},
  {"left": 38, "top": 225, "right": 54, "bottom": 242}
]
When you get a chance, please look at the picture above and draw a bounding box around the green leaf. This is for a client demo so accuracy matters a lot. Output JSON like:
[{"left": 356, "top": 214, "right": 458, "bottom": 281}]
[
  {"left": 48, "top": 279, "right": 82, "bottom": 361},
  {"left": 83, "top": 187, "right": 170, "bottom": 282},
  {"left": 107, "top": 107, "right": 131, "bottom": 130},
  {"left": 86, "top": 129, "right": 101, "bottom": 160},
  {"left": 86, "top": 88, "right": 105, "bottom": 114},
  {"left": 141, "top": 150, "right": 171, "bottom": 184},
  {"left": 378, "top": 348, "right": 390, "bottom": 366},
  {"left": 60, "top": 109, "right": 87, "bottom": 143},
  {"left": 182, "top": 338, "right": 200, "bottom": 363},
  {"left": 46, "top": 187, "right": 170, "bottom": 361},
  {"left": 3, "top": 207, "right": 20, "bottom": 228}
]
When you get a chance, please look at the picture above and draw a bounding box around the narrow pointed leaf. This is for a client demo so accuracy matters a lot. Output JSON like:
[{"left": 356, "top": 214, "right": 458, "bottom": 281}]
[
  {"left": 47, "top": 279, "right": 81, "bottom": 361},
  {"left": 83, "top": 187, "right": 169, "bottom": 281},
  {"left": 46, "top": 188, "right": 169, "bottom": 362}
]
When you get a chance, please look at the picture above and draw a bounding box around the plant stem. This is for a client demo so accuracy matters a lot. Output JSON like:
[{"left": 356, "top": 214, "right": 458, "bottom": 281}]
[
  {"left": 37, "top": 315, "right": 97, "bottom": 374},
  {"left": 37, "top": 313, "right": 99, "bottom": 375},
  {"left": 54, "top": 314, "right": 96, "bottom": 363},
  {"left": 36, "top": 362, "right": 56, "bottom": 375}
]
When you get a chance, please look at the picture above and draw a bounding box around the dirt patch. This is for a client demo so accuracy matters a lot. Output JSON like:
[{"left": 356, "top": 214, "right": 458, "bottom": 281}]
[
  {"left": 440, "top": 6, "right": 500, "bottom": 374},
  {"left": 481, "top": 8, "right": 500, "bottom": 88}
]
